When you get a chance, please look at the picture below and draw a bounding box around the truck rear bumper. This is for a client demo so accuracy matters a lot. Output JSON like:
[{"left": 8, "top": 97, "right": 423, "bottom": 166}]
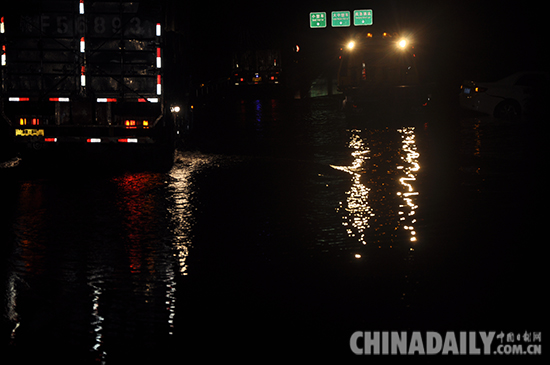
[
  {"left": 12, "top": 124, "right": 165, "bottom": 149},
  {"left": 15, "top": 134, "right": 156, "bottom": 150}
]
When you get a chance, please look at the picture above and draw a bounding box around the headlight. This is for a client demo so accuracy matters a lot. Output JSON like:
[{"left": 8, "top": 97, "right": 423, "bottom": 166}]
[
  {"left": 347, "top": 41, "right": 355, "bottom": 50},
  {"left": 398, "top": 39, "right": 407, "bottom": 49}
]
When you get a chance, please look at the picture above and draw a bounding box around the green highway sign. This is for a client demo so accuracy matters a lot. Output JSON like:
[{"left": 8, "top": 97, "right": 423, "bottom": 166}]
[
  {"left": 354, "top": 9, "right": 373, "bottom": 26},
  {"left": 331, "top": 11, "right": 350, "bottom": 27},
  {"left": 310, "top": 12, "right": 327, "bottom": 28}
]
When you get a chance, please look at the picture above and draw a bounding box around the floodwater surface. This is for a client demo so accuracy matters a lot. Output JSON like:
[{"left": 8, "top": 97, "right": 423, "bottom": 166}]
[{"left": 1, "top": 96, "right": 542, "bottom": 361}]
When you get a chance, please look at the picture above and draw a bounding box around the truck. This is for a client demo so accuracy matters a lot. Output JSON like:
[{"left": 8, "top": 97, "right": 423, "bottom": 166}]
[
  {"left": 1, "top": 0, "right": 190, "bottom": 165},
  {"left": 338, "top": 32, "right": 433, "bottom": 119}
]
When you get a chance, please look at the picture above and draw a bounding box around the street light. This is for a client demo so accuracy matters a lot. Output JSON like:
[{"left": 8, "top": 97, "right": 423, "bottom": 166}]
[{"left": 347, "top": 40, "right": 356, "bottom": 50}]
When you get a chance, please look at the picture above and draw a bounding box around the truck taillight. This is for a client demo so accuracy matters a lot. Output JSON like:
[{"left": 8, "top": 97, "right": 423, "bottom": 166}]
[
  {"left": 1, "top": 16, "right": 5, "bottom": 34},
  {"left": 1, "top": 45, "right": 5, "bottom": 66},
  {"left": 157, "top": 75, "right": 161, "bottom": 95},
  {"left": 18, "top": 117, "right": 43, "bottom": 126},
  {"left": 79, "top": 0, "right": 85, "bottom": 14},
  {"left": 124, "top": 119, "right": 149, "bottom": 129}
]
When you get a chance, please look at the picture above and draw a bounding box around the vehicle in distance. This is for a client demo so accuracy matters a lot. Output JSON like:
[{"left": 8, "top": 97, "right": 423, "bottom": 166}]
[
  {"left": 460, "top": 71, "right": 549, "bottom": 119},
  {"left": 337, "top": 32, "right": 432, "bottom": 118},
  {"left": 232, "top": 49, "right": 282, "bottom": 87}
]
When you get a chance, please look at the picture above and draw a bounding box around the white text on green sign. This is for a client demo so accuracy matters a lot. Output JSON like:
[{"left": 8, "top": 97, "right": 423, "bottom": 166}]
[
  {"left": 331, "top": 11, "right": 350, "bottom": 27},
  {"left": 354, "top": 9, "right": 373, "bottom": 26},
  {"left": 310, "top": 12, "right": 327, "bottom": 28}
]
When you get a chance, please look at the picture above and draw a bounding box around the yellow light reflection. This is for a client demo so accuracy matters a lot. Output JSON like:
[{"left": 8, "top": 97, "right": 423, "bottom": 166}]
[
  {"left": 333, "top": 128, "right": 421, "bottom": 254},
  {"left": 397, "top": 127, "right": 420, "bottom": 247},
  {"left": 332, "top": 130, "right": 372, "bottom": 245},
  {"left": 168, "top": 164, "right": 194, "bottom": 276}
]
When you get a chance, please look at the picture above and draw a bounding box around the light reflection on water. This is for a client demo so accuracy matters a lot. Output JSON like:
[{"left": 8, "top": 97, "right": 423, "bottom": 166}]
[
  {"left": 5, "top": 151, "right": 219, "bottom": 357},
  {"left": 331, "top": 130, "right": 372, "bottom": 245},
  {"left": 332, "top": 126, "right": 421, "bottom": 255},
  {"left": 397, "top": 127, "right": 420, "bottom": 245}
]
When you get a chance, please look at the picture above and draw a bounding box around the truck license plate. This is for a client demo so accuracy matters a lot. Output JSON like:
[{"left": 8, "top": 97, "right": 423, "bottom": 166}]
[{"left": 15, "top": 129, "right": 44, "bottom": 137}]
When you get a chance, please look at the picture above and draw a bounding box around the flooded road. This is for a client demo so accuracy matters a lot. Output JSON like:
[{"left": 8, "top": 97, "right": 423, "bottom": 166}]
[{"left": 0, "top": 95, "right": 542, "bottom": 361}]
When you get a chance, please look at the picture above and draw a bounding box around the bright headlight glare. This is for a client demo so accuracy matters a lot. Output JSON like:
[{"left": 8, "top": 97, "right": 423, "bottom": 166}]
[
  {"left": 347, "top": 41, "right": 355, "bottom": 50},
  {"left": 398, "top": 39, "right": 407, "bottom": 48}
]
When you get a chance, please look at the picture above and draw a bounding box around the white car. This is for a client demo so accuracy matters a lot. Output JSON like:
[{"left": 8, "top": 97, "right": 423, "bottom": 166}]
[{"left": 459, "top": 71, "right": 549, "bottom": 119}]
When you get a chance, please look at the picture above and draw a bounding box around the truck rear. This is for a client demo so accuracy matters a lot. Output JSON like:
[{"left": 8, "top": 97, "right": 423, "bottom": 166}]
[{"left": 1, "top": 0, "right": 184, "bottom": 161}]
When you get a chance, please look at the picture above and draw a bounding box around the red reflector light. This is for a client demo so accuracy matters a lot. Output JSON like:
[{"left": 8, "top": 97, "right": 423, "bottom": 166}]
[
  {"left": 97, "top": 98, "right": 117, "bottom": 103},
  {"left": 118, "top": 138, "right": 138, "bottom": 143},
  {"left": 44, "top": 137, "right": 57, "bottom": 142}
]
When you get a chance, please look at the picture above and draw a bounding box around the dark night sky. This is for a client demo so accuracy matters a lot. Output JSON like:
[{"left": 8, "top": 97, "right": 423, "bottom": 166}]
[
  {"left": 6, "top": 0, "right": 545, "bottom": 82},
  {"left": 165, "top": 0, "right": 546, "bottom": 84}
]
